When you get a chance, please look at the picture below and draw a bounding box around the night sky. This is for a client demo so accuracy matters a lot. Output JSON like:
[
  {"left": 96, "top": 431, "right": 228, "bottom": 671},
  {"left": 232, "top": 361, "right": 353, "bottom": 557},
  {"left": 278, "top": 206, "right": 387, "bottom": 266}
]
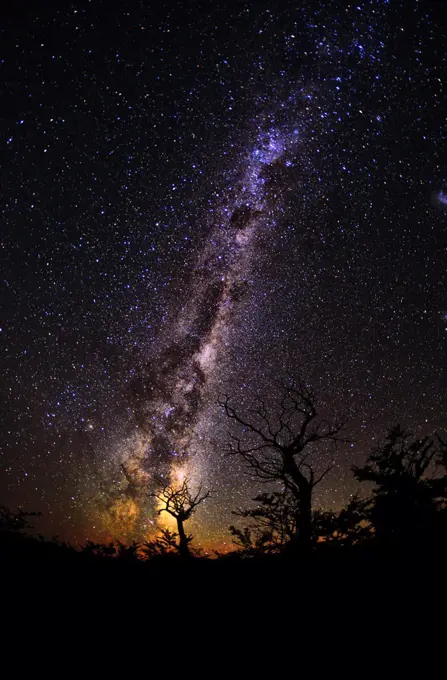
[{"left": 2, "top": 1, "right": 446, "bottom": 549}]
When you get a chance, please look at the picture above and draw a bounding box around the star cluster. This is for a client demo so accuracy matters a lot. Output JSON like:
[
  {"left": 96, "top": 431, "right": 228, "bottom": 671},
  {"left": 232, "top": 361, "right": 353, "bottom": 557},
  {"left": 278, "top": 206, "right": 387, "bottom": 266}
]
[{"left": 1, "top": 1, "right": 446, "bottom": 547}]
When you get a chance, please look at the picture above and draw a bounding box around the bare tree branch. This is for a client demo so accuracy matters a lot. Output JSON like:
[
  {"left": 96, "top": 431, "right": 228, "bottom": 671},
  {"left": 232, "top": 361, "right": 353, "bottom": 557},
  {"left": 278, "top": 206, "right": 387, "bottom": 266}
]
[
  {"left": 219, "top": 379, "right": 347, "bottom": 552},
  {"left": 150, "top": 477, "right": 210, "bottom": 558}
]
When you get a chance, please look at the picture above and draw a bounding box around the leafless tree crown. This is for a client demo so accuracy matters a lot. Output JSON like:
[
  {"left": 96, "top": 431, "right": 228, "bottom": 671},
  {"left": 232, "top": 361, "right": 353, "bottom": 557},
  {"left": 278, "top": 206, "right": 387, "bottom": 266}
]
[
  {"left": 218, "top": 379, "right": 347, "bottom": 489},
  {"left": 153, "top": 478, "right": 210, "bottom": 521}
]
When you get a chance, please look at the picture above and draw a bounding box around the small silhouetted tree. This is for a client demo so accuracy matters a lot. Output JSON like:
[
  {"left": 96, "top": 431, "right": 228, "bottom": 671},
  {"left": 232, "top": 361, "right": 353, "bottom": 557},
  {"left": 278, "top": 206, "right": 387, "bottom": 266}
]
[
  {"left": 0, "top": 505, "right": 40, "bottom": 534},
  {"left": 313, "top": 495, "right": 371, "bottom": 548},
  {"left": 352, "top": 425, "right": 447, "bottom": 549},
  {"left": 152, "top": 479, "right": 210, "bottom": 558},
  {"left": 79, "top": 540, "right": 141, "bottom": 562},
  {"left": 231, "top": 490, "right": 370, "bottom": 555},
  {"left": 230, "top": 490, "right": 298, "bottom": 555},
  {"left": 81, "top": 541, "right": 118, "bottom": 559},
  {"left": 116, "top": 541, "right": 140, "bottom": 562},
  {"left": 220, "top": 379, "right": 346, "bottom": 553},
  {"left": 141, "top": 528, "right": 179, "bottom": 559},
  {"left": 0, "top": 505, "right": 41, "bottom": 556}
]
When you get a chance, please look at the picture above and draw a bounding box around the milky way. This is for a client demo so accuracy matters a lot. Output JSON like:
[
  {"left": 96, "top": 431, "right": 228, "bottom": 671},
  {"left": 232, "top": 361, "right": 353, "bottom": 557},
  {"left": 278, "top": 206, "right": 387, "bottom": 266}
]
[
  {"left": 112, "top": 122, "right": 306, "bottom": 535},
  {"left": 2, "top": 2, "right": 447, "bottom": 547}
]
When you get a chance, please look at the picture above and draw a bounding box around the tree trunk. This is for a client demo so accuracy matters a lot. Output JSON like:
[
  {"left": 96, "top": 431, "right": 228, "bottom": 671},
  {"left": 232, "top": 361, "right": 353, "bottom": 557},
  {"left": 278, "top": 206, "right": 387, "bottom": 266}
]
[
  {"left": 176, "top": 518, "right": 191, "bottom": 558},
  {"left": 297, "top": 489, "right": 313, "bottom": 552},
  {"left": 283, "top": 453, "right": 313, "bottom": 554},
  {"left": 285, "top": 486, "right": 313, "bottom": 556}
]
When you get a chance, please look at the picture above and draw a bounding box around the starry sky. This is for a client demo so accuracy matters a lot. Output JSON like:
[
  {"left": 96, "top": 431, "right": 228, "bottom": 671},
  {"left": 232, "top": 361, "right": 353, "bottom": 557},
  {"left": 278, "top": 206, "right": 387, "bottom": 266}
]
[{"left": 1, "top": 0, "right": 447, "bottom": 549}]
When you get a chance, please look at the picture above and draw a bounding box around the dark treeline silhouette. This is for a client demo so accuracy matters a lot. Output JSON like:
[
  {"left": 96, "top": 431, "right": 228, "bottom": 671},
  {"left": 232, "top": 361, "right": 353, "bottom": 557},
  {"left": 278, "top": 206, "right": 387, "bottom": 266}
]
[{"left": 1, "top": 379, "right": 446, "bottom": 570}]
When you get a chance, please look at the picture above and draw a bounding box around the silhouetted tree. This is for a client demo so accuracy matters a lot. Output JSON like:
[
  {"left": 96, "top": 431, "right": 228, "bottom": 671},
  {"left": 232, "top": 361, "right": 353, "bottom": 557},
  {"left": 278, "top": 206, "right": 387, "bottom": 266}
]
[
  {"left": 0, "top": 505, "right": 40, "bottom": 534},
  {"left": 220, "top": 379, "right": 346, "bottom": 553},
  {"left": 141, "top": 528, "right": 179, "bottom": 559},
  {"left": 0, "top": 505, "right": 41, "bottom": 556},
  {"left": 116, "top": 541, "right": 140, "bottom": 562},
  {"left": 230, "top": 490, "right": 298, "bottom": 555},
  {"left": 152, "top": 478, "right": 210, "bottom": 558},
  {"left": 352, "top": 425, "right": 447, "bottom": 550},
  {"left": 231, "top": 490, "right": 371, "bottom": 556},
  {"left": 313, "top": 494, "right": 371, "bottom": 548},
  {"left": 79, "top": 540, "right": 141, "bottom": 562},
  {"left": 80, "top": 541, "right": 118, "bottom": 559}
]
